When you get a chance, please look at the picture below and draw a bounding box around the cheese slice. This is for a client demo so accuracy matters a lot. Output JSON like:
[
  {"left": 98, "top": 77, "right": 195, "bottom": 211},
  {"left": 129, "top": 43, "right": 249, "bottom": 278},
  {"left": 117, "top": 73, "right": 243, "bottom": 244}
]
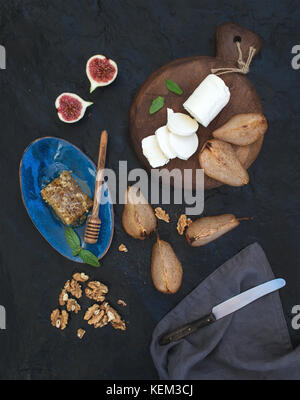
[
  {"left": 167, "top": 108, "right": 198, "bottom": 136},
  {"left": 155, "top": 125, "right": 177, "bottom": 159},
  {"left": 169, "top": 132, "right": 199, "bottom": 160},
  {"left": 142, "top": 135, "right": 169, "bottom": 168}
]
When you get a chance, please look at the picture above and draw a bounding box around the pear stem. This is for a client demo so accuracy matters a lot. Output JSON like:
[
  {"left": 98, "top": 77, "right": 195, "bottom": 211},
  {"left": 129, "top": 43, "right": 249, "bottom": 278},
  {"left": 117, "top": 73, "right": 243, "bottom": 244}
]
[
  {"left": 155, "top": 229, "right": 160, "bottom": 241},
  {"left": 237, "top": 217, "right": 254, "bottom": 222}
]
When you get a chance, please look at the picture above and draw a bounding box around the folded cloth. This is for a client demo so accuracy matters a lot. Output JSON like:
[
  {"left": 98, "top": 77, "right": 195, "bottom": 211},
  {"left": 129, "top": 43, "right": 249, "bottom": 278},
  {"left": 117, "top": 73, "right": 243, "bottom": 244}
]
[{"left": 151, "top": 243, "right": 300, "bottom": 380}]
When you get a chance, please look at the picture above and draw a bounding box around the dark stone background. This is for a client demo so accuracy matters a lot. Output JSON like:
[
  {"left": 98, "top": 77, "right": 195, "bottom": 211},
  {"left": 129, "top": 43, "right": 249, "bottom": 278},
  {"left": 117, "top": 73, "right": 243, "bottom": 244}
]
[{"left": 0, "top": 0, "right": 299, "bottom": 380}]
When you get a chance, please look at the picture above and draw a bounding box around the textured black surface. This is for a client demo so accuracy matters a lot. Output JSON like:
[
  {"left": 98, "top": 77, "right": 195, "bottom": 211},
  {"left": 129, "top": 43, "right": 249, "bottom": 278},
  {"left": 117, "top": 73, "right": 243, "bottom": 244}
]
[{"left": 0, "top": 0, "right": 299, "bottom": 380}]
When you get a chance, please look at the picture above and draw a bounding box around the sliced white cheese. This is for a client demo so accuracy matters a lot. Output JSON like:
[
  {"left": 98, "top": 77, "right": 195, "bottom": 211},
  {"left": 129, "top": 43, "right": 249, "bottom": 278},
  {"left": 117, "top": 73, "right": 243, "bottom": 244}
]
[
  {"left": 142, "top": 135, "right": 169, "bottom": 168},
  {"left": 169, "top": 132, "right": 199, "bottom": 160},
  {"left": 155, "top": 125, "right": 177, "bottom": 159},
  {"left": 183, "top": 74, "right": 230, "bottom": 128},
  {"left": 167, "top": 108, "right": 198, "bottom": 136}
]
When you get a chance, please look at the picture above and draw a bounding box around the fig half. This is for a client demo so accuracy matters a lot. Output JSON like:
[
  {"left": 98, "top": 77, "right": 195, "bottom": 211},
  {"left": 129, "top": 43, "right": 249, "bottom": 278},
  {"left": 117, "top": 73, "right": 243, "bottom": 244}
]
[
  {"left": 55, "top": 93, "right": 93, "bottom": 123},
  {"left": 122, "top": 186, "right": 157, "bottom": 240},
  {"left": 86, "top": 54, "right": 118, "bottom": 93}
]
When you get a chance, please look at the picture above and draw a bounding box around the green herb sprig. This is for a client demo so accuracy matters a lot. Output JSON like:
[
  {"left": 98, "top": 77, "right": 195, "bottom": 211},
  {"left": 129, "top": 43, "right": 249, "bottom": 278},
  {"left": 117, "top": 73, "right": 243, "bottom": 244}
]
[
  {"left": 165, "top": 79, "right": 183, "bottom": 95},
  {"left": 149, "top": 79, "right": 183, "bottom": 115},
  {"left": 65, "top": 227, "right": 100, "bottom": 267},
  {"left": 149, "top": 96, "right": 165, "bottom": 114}
]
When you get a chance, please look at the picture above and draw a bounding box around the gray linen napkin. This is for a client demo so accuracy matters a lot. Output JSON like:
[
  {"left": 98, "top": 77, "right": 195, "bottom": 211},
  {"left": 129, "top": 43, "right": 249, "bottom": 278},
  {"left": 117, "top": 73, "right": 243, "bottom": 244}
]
[{"left": 151, "top": 243, "right": 300, "bottom": 380}]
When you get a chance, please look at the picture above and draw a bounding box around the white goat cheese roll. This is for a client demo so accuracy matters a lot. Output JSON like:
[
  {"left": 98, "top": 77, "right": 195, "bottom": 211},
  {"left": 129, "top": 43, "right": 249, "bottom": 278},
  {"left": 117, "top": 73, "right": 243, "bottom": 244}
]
[{"left": 183, "top": 74, "right": 230, "bottom": 128}]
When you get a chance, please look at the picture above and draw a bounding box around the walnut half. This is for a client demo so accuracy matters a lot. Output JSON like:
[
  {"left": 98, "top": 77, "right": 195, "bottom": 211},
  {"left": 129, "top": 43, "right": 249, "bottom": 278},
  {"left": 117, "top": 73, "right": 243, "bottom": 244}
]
[
  {"left": 101, "top": 302, "right": 126, "bottom": 331},
  {"left": 84, "top": 304, "right": 109, "bottom": 328},
  {"left": 177, "top": 214, "right": 192, "bottom": 235},
  {"left": 155, "top": 207, "right": 170, "bottom": 223},
  {"left": 84, "top": 303, "right": 126, "bottom": 330},
  {"left": 59, "top": 289, "right": 69, "bottom": 306},
  {"left": 66, "top": 298, "right": 81, "bottom": 314},
  {"left": 64, "top": 279, "right": 82, "bottom": 299},
  {"left": 73, "top": 272, "right": 89, "bottom": 282},
  {"left": 51, "top": 309, "right": 69, "bottom": 330},
  {"left": 85, "top": 281, "right": 108, "bottom": 302}
]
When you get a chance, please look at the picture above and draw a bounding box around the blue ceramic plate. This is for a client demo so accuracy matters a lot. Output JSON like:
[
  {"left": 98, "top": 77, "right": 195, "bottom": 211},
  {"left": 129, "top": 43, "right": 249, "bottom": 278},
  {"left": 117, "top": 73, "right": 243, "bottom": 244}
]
[{"left": 19, "top": 137, "right": 114, "bottom": 262}]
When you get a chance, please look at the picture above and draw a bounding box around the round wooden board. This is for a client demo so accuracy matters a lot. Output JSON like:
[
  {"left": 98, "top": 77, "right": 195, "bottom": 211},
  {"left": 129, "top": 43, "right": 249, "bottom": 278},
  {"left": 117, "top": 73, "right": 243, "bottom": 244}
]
[{"left": 129, "top": 23, "right": 264, "bottom": 189}]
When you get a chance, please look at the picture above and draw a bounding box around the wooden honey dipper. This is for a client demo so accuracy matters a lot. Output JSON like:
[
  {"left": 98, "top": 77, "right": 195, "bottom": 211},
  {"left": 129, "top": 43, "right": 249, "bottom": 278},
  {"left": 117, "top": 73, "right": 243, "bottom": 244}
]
[{"left": 84, "top": 130, "right": 108, "bottom": 244}]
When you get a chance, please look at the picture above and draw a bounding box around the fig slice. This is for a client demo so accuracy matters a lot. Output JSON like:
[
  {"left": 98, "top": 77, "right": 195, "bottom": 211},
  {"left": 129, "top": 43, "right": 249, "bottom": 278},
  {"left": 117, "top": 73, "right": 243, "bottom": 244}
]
[
  {"left": 212, "top": 113, "right": 268, "bottom": 146},
  {"left": 199, "top": 139, "right": 249, "bottom": 187},
  {"left": 169, "top": 131, "right": 199, "bottom": 160},
  {"left": 167, "top": 108, "right": 199, "bottom": 136},
  {"left": 155, "top": 125, "right": 177, "bottom": 159},
  {"left": 86, "top": 54, "right": 118, "bottom": 93},
  {"left": 151, "top": 234, "right": 183, "bottom": 294},
  {"left": 55, "top": 93, "right": 93, "bottom": 123},
  {"left": 186, "top": 214, "right": 250, "bottom": 247},
  {"left": 122, "top": 186, "right": 157, "bottom": 240},
  {"left": 142, "top": 135, "right": 169, "bottom": 168}
]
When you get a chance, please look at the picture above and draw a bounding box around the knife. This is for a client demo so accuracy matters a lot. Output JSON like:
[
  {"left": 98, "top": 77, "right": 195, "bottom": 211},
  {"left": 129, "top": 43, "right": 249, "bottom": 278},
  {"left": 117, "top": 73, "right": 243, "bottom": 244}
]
[{"left": 159, "top": 278, "right": 286, "bottom": 346}]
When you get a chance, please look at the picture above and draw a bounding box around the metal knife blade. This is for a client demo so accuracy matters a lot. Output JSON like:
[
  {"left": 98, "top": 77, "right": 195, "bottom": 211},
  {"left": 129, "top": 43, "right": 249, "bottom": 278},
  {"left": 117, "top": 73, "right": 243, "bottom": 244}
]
[{"left": 212, "top": 278, "right": 286, "bottom": 320}]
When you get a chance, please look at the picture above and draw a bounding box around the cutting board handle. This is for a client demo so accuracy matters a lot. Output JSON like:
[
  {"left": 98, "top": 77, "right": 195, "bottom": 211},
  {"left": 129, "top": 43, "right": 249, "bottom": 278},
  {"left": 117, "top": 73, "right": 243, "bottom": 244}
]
[{"left": 215, "top": 22, "right": 262, "bottom": 62}]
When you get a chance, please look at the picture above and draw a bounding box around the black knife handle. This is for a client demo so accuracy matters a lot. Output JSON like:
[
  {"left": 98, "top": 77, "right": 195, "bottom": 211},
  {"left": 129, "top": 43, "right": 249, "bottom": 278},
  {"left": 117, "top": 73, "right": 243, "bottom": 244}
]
[{"left": 159, "top": 312, "right": 216, "bottom": 346}]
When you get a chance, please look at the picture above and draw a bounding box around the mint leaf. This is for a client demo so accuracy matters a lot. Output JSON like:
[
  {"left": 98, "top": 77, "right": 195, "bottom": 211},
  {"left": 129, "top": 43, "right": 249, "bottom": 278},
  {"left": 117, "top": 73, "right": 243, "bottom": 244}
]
[
  {"left": 79, "top": 249, "right": 100, "bottom": 267},
  {"left": 149, "top": 96, "right": 164, "bottom": 114},
  {"left": 65, "top": 227, "right": 81, "bottom": 252},
  {"left": 65, "top": 228, "right": 99, "bottom": 265},
  {"left": 166, "top": 79, "right": 183, "bottom": 95}
]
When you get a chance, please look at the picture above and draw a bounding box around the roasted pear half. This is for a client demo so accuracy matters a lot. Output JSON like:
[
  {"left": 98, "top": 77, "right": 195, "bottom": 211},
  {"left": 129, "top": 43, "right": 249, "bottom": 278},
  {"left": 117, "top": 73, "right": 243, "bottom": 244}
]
[
  {"left": 186, "top": 214, "right": 248, "bottom": 247},
  {"left": 151, "top": 235, "right": 183, "bottom": 294},
  {"left": 122, "top": 186, "right": 157, "bottom": 240},
  {"left": 212, "top": 113, "right": 268, "bottom": 146},
  {"left": 199, "top": 139, "right": 249, "bottom": 187}
]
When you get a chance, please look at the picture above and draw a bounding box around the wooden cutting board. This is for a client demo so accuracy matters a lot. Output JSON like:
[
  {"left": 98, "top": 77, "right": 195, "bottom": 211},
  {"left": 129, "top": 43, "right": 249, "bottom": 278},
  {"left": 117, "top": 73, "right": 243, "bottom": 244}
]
[{"left": 129, "top": 22, "right": 264, "bottom": 189}]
